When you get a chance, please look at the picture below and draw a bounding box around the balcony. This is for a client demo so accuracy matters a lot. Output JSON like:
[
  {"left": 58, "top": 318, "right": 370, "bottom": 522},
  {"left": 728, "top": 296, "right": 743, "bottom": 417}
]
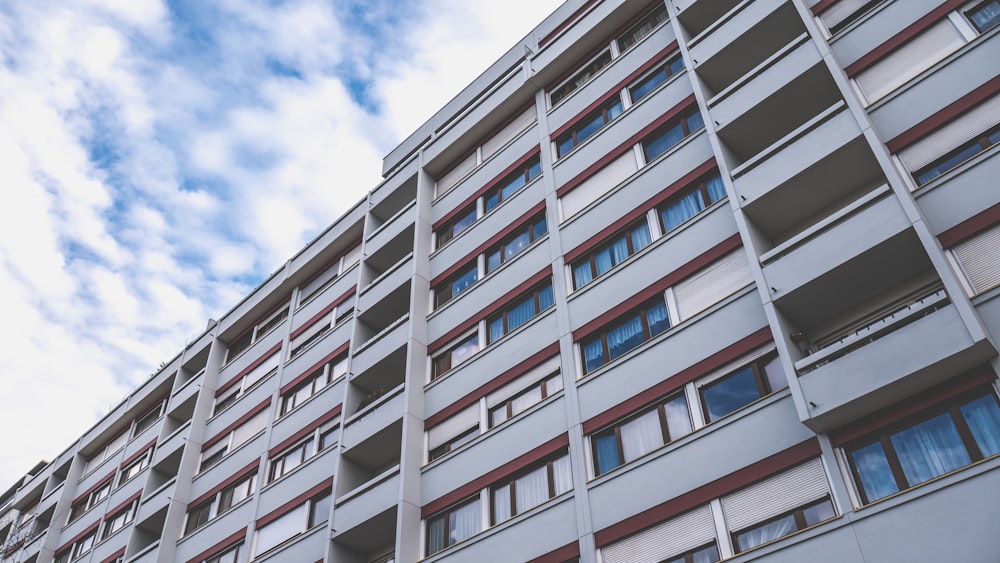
[
  {"left": 333, "top": 466, "right": 400, "bottom": 534},
  {"left": 136, "top": 477, "right": 174, "bottom": 523},
  {"left": 357, "top": 255, "right": 412, "bottom": 315},
  {"left": 674, "top": 0, "right": 742, "bottom": 39},
  {"left": 342, "top": 384, "right": 405, "bottom": 451},
  {"left": 253, "top": 524, "right": 328, "bottom": 563},
  {"left": 366, "top": 200, "right": 416, "bottom": 263},
  {"left": 350, "top": 315, "right": 409, "bottom": 377}
]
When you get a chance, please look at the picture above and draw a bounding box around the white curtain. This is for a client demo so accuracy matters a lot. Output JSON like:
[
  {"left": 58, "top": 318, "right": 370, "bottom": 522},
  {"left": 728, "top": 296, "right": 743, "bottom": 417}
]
[
  {"left": 449, "top": 500, "right": 481, "bottom": 546},
  {"left": 514, "top": 466, "right": 549, "bottom": 514},
  {"left": 493, "top": 485, "right": 512, "bottom": 523},
  {"left": 735, "top": 515, "right": 797, "bottom": 552},
  {"left": 552, "top": 455, "right": 573, "bottom": 495},
  {"left": 961, "top": 395, "right": 1000, "bottom": 457},
  {"left": 890, "top": 413, "right": 971, "bottom": 485},
  {"left": 621, "top": 410, "right": 663, "bottom": 462},
  {"left": 663, "top": 395, "right": 692, "bottom": 440}
]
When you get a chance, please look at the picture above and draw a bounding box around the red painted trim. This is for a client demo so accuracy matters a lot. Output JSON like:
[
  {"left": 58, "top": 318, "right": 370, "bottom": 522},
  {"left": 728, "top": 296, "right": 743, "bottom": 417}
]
[
  {"left": 550, "top": 43, "right": 679, "bottom": 140},
  {"left": 57, "top": 521, "right": 100, "bottom": 555},
  {"left": 185, "top": 530, "right": 246, "bottom": 563},
  {"left": 886, "top": 75, "right": 1000, "bottom": 153},
  {"left": 216, "top": 343, "right": 283, "bottom": 397},
  {"left": 100, "top": 548, "right": 127, "bottom": 563},
  {"left": 572, "top": 234, "right": 743, "bottom": 341},
  {"left": 430, "top": 201, "right": 547, "bottom": 287},
  {"left": 72, "top": 470, "right": 116, "bottom": 505},
  {"left": 594, "top": 439, "right": 821, "bottom": 547},
  {"left": 279, "top": 342, "right": 351, "bottom": 394},
  {"left": 188, "top": 460, "right": 260, "bottom": 509},
  {"left": 268, "top": 405, "right": 343, "bottom": 456},
  {"left": 563, "top": 158, "right": 718, "bottom": 263},
  {"left": 831, "top": 366, "right": 997, "bottom": 446},
  {"left": 105, "top": 490, "right": 142, "bottom": 520},
  {"left": 844, "top": 0, "right": 965, "bottom": 77},
  {"left": 428, "top": 266, "right": 554, "bottom": 352},
  {"left": 939, "top": 202, "right": 1000, "bottom": 247},
  {"left": 121, "top": 439, "right": 156, "bottom": 468},
  {"left": 527, "top": 541, "right": 581, "bottom": 563},
  {"left": 556, "top": 95, "right": 697, "bottom": 198},
  {"left": 433, "top": 147, "right": 543, "bottom": 231},
  {"left": 582, "top": 328, "right": 773, "bottom": 434},
  {"left": 202, "top": 399, "right": 272, "bottom": 451},
  {"left": 811, "top": 0, "right": 839, "bottom": 15},
  {"left": 539, "top": 0, "right": 601, "bottom": 47},
  {"left": 425, "top": 343, "right": 562, "bottom": 429},
  {"left": 255, "top": 478, "right": 333, "bottom": 528},
  {"left": 421, "top": 434, "right": 570, "bottom": 518},
  {"left": 289, "top": 287, "right": 357, "bottom": 340}
]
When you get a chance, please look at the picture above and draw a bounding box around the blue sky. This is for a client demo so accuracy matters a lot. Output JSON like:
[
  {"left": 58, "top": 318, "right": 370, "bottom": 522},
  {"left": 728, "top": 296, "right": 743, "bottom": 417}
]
[{"left": 0, "top": 0, "right": 563, "bottom": 487}]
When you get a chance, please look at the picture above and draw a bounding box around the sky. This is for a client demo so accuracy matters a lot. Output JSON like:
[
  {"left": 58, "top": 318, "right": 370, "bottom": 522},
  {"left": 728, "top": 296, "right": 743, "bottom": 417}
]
[{"left": 0, "top": 0, "right": 565, "bottom": 488}]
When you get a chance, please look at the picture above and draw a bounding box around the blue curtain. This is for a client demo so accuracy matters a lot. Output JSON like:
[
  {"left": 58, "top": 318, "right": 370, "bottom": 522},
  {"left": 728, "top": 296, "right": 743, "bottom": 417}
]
[
  {"left": 594, "top": 433, "right": 621, "bottom": 474},
  {"left": 661, "top": 190, "right": 704, "bottom": 232},
  {"left": 706, "top": 175, "right": 726, "bottom": 203},
  {"left": 890, "top": 413, "right": 971, "bottom": 486},
  {"left": 573, "top": 262, "right": 594, "bottom": 287},
  {"left": 630, "top": 223, "right": 651, "bottom": 251},
  {"left": 961, "top": 396, "right": 1000, "bottom": 457},
  {"left": 631, "top": 68, "right": 666, "bottom": 101},
  {"left": 609, "top": 236, "right": 629, "bottom": 266},
  {"left": 645, "top": 123, "right": 683, "bottom": 160},
  {"left": 646, "top": 301, "right": 670, "bottom": 337},
  {"left": 851, "top": 441, "right": 899, "bottom": 502},
  {"left": 608, "top": 315, "right": 644, "bottom": 360},
  {"left": 539, "top": 285, "right": 554, "bottom": 310},
  {"left": 506, "top": 296, "right": 536, "bottom": 333},
  {"left": 686, "top": 111, "right": 704, "bottom": 132},
  {"left": 488, "top": 318, "right": 504, "bottom": 343},
  {"left": 583, "top": 339, "right": 605, "bottom": 372},
  {"left": 594, "top": 246, "right": 614, "bottom": 276}
]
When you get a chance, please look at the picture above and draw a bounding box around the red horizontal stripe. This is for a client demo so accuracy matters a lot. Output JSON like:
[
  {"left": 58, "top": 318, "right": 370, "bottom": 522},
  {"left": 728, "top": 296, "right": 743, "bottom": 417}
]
[
  {"left": 268, "top": 405, "right": 343, "bottom": 456},
  {"left": 425, "top": 343, "right": 561, "bottom": 429},
  {"left": 72, "top": 470, "right": 116, "bottom": 505},
  {"left": 430, "top": 201, "right": 547, "bottom": 287},
  {"left": 527, "top": 541, "right": 581, "bottom": 563},
  {"left": 572, "top": 234, "right": 743, "bottom": 341},
  {"left": 433, "top": 147, "right": 542, "bottom": 231},
  {"left": 556, "top": 94, "right": 697, "bottom": 198},
  {"left": 938, "top": 202, "right": 1000, "bottom": 247},
  {"left": 429, "top": 266, "right": 553, "bottom": 352},
  {"left": 185, "top": 530, "right": 247, "bottom": 563},
  {"left": 582, "top": 327, "right": 773, "bottom": 434},
  {"left": 844, "top": 0, "right": 964, "bottom": 77},
  {"left": 811, "top": 0, "right": 838, "bottom": 15},
  {"left": 216, "top": 343, "right": 283, "bottom": 397},
  {"left": 101, "top": 548, "right": 127, "bottom": 563},
  {"left": 594, "top": 439, "right": 821, "bottom": 547},
  {"left": 289, "top": 287, "right": 357, "bottom": 340},
  {"left": 121, "top": 438, "right": 156, "bottom": 468},
  {"left": 539, "top": 0, "right": 600, "bottom": 47},
  {"left": 202, "top": 399, "right": 271, "bottom": 451},
  {"left": 255, "top": 478, "right": 333, "bottom": 529},
  {"left": 563, "top": 158, "right": 717, "bottom": 263},
  {"left": 279, "top": 342, "right": 351, "bottom": 394},
  {"left": 188, "top": 459, "right": 260, "bottom": 509},
  {"left": 422, "top": 434, "right": 569, "bottom": 518},
  {"left": 886, "top": 75, "right": 1000, "bottom": 153}
]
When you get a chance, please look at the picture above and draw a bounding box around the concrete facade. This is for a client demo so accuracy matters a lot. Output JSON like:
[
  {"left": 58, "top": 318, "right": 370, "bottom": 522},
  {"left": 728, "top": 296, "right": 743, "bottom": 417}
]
[{"left": 3, "top": 0, "right": 1000, "bottom": 562}]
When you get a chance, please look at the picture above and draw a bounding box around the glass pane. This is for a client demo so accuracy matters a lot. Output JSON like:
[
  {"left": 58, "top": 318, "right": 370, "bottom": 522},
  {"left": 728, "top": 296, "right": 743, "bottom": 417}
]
[
  {"left": 661, "top": 189, "right": 704, "bottom": 232},
  {"left": 850, "top": 441, "right": 900, "bottom": 502},
  {"left": 486, "top": 251, "right": 501, "bottom": 272},
  {"left": 701, "top": 367, "right": 762, "bottom": 422},
  {"left": 763, "top": 355, "right": 788, "bottom": 391},
  {"left": 645, "top": 123, "right": 683, "bottom": 160},
  {"left": 573, "top": 261, "right": 594, "bottom": 288},
  {"left": 686, "top": 111, "right": 704, "bottom": 132},
  {"left": 493, "top": 484, "right": 512, "bottom": 523},
  {"left": 527, "top": 160, "right": 542, "bottom": 180},
  {"left": 594, "top": 432, "right": 621, "bottom": 474},
  {"left": 545, "top": 373, "right": 563, "bottom": 395},
  {"left": 488, "top": 317, "right": 504, "bottom": 344},
  {"left": 504, "top": 231, "right": 531, "bottom": 261},
  {"left": 890, "top": 412, "right": 971, "bottom": 486},
  {"left": 969, "top": 1, "right": 1000, "bottom": 32},
  {"left": 506, "top": 296, "right": 537, "bottom": 333},
  {"left": 451, "top": 336, "right": 480, "bottom": 367},
  {"left": 607, "top": 314, "right": 644, "bottom": 360},
  {"left": 510, "top": 386, "right": 543, "bottom": 417},
  {"left": 706, "top": 175, "right": 726, "bottom": 203},
  {"left": 692, "top": 543, "right": 721, "bottom": 563},
  {"left": 427, "top": 515, "right": 446, "bottom": 554},
  {"left": 552, "top": 455, "right": 573, "bottom": 494},
  {"left": 558, "top": 136, "right": 575, "bottom": 157},
  {"left": 514, "top": 466, "right": 549, "bottom": 513},
  {"left": 609, "top": 236, "right": 629, "bottom": 266},
  {"left": 539, "top": 285, "right": 554, "bottom": 311},
  {"left": 669, "top": 57, "right": 685, "bottom": 74},
  {"left": 452, "top": 268, "right": 477, "bottom": 297},
  {"left": 594, "top": 246, "right": 614, "bottom": 276},
  {"left": 583, "top": 338, "right": 605, "bottom": 373},
  {"left": 630, "top": 223, "right": 651, "bottom": 251},
  {"left": 491, "top": 405, "right": 508, "bottom": 426},
  {"left": 448, "top": 500, "right": 481, "bottom": 546},
  {"left": 631, "top": 68, "right": 667, "bottom": 101},
  {"left": 802, "top": 499, "right": 835, "bottom": 526},
  {"left": 735, "top": 514, "right": 796, "bottom": 552},
  {"left": 620, "top": 409, "right": 663, "bottom": 462},
  {"left": 309, "top": 492, "right": 331, "bottom": 527},
  {"left": 664, "top": 394, "right": 692, "bottom": 440},
  {"left": 577, "top": 113, "right": 606, "bottom": 144},
  {"left": 960, "top": 395, "right": 1000, "bottom": 457},
  {"left": 646, "top": 301, "right": 670, "bottom": 337},
  {"left": 501, "top": 175, "right": 527, "bottom": 201},
  {"left": 533, "top": 217, "right": 547, "bottom": 239}
]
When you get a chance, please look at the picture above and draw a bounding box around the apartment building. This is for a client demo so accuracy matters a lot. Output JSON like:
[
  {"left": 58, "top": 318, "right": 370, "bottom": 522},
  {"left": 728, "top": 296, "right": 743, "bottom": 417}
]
[{"left": 2, "top": 0, "right": 1000, "bottom": 562}]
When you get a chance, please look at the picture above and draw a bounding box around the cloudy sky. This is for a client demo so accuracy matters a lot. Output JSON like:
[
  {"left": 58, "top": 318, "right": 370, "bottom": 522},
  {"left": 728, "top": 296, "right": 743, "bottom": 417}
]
[{"left": 0, "top": 0, "right": 564, "bottom": 488}]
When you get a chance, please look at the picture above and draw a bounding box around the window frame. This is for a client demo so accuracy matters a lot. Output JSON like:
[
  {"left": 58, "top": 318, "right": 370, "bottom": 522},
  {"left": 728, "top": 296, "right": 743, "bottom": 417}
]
[
  {"left": 267, "top": 421, "right": 339, "bottom": 483},
  {"left": 485, "top": 214, "right": 548, "bottom": 274},
  {"left": 434, "top": 262, "right": 478, "bottom": 309},
  {"left": 224, "top": 304, "right": 289, "bottom": 364},
  {"left": 278, "top": 354, "right": 347, "bottom": 417},
  {"left": 184, "top": 471, "right": 258, "bottom": 536},
  {"left": 431, "top": 332, "right": 481, "bottom": 380},
  {"left": 570, "top": 219, "right": 652, "bottom": 290},
  {"left": 118, "top": 450, "right": 152, "bottom": 487},
  {"left": 489, "top": 371, "right": 563, "bottom": 428},
  {"left": 425, "top": 496, "right": 482, "bottom": 556},
  {"left": 616, "top": 3, "right": 669, "bottom": 51},
  {"left": 428, "top": 425, "right": 480, "bottom": 462},
  {"left": 101, "top": 499, "right": 139, "bottom": 540},
  {"left": 580, "top": 297, "right": 671, "bottom": 375},
  {"left": 489, "top": 451, "right": 572, "bottom": 525},
  {"left": 731, "top": 497, "right": 835, "bottom": 553},
  {"left": 485, "top": 282, "right": 555, "bottom": 344},
  {"left": 590, "top": 390, "right": 692, "bottom": 476},
  {"left": 484, "top": 155, "right": 542, "bottom": 212},
  {"left": 550, "top": 49, "right": 614, "bottom": 106},
  {"left": 555, "top": 95, "right": 625, "bottom": 159},
  {"left": 628, "top": 54, "right": 685, "bottom": 103},
  {"left": 641, "top": 109, "right": 704, "bottom": 163},
  {"left": 131, "top": 399, "right": 165, "bottom": 437},
  {"left": 913, "top": 124, "right": 1000, "bottom": 185},
  {"left": 656, "top": 174, "right": 727, "bottom": 235},
  {"left": 963, "top": 0, "right": 1000, "bottom": 33},
  {"left": 435, "top": 205, "right": 477, "bottom": 248},
  {"left": 698, "top": 352, "right": 785, "bottom": 424}
]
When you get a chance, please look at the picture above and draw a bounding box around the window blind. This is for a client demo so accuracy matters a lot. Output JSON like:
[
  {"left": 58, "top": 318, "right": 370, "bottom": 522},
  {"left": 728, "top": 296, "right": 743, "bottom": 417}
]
[
  {"left": 437, "top": 153, "right": 478, "bottom": 194},
  {"left": 486, "top": 357, "right": 560, "bottom": 408},
  {"left": 427, "top": 404, "right": 479, "bottom": 451},
  {"left": 951, "top": 223, "right": 1000, "bottom": 295},
  {"left": 482, "top": 107, "right": 536, "bottom": 160},
  {"left": 898, "top": 92, "right": 1000, "bottom": 171},
  {"left": 245, "top": 353, "right": 280, "bottom": 388},
  {"left": 673, "top": 250, "right": 753, "bottom": 321},
  {"left": 855, "top": 19, "right": 965, "bottom": 103},
  {"left": 232, "top": 410, "right": 269, "bottom": 448},
  {"left": 560, "top": 152, "right": 638, "bottom": 219},
  {"left": 721, "top": 458, "right": 829, "bottom": 532},
  {"left": 818, "top": 0, "right": 873, "bottom": 31},
  {"left": 601, "top": 504, "right": 717, "bottom": 563}
]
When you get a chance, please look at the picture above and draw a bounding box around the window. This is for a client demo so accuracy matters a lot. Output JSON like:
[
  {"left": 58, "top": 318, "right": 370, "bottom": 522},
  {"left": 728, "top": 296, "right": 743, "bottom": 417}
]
[
  {"left": 200, "top": 408, "right": 269, "bottom": 472},
  {"left": 484, "top": 155, "right": 542, "bottom": 212},
  {"left": 204, "top": 543, "right": 242, "bottom": 563},
  {"left": 914, "top": 124, "right": 1000, "bottom": 185},
  {"left": 663, "top": 544, "right": 720, "bottom": 563},
  {"left": 432, "top": 334, "right": 480, "bottom": 380},
  {"left": 490, "top": 371, "right": 562, "bottom": 427},
  {"left": 845, "top": 390, "right": 1000, "bottom": 504},
  {"left": 57, "top": 530, "right": 96, "bottom": 561},
  {"left": 732, "top": 498, "right": 835, "bottom": 553},
  {"left": 214, "top": 353, "right": 280, "bottom": 416},
  {"left": 486, "top": 215, "right": 547, "bottom": 273},
  {"left": 582, "top": 299, "right": 670, "bottom": 374},
  {"left": 556, "top": 96, "right": 625, "bottom": 158},
  {"left": 616, "top": 4, "right": 668, "bottom": 51},
  {"left": 435, "top": 263, "right": 478, "bottom": 308},
  {"left": 592, "top": 392, "right": 692, "bottom": 475},
  {"left": 436, "top": 206, "right": 476, "bottom": 248},
  {"left": 118, "top": 450, "right": 151, "bottom": 486},
  {"left": 487, "top": 283, "right": 555, "bottom": 344},
  {"left": 82, "top": 431, "right": 128, "bottom": 476},
  {"left": 279, "top": 354, "right": 347, "bottom": 417},
  {"left": 642, "top": 110, "right": 704, "bottom": 162},
  {"left": 102, "top": 499, "right": 138, "bottom": 539},
  {"left": 268, "top": 421, "right": 339, "bottom": 482},
  {"left": 429, "top": 426, "right": 479, "bottom": 462},
  {"left": 288, "top": 303, "right": 352, "bottom": 360},
  {"left": 132, "top": 400, "right": 165, "bottom": 437},
  {"left": 629, "top": 55, "right": 685, "bottom": 103},
  {"left": 253, "top": 490, "right": 331, "bottom": 557},
  {"left": 491, "top": 453, "right": 572, "bottom": 524},
  {"left": 699, "top": 353, "right": 787, "bottom": 423},
  {"left": 966, "top": 0, "right": 1000, "bottom": 32},
  {"left": 658, "top": 175, "right": 727, "bottom": 233},
  {"left": 185, "top": 472, "right": 258, "bottom": 535},
  {"left": 426, "top": 497, "right": 481, "bottom": 555},
  {"left": 571, "top": 221, "right": 651, "bottom": 289},
  {"left": 225, "top": 304, "right": 289, "bottom": 362},
  {"left": 297, "top": 243, "right": 361, "bottom": 306},
  {"left": 68, "top": 479, "right": 112, "bottom": 523},
  {"left": 550, "top": 50, "right": 613, "bottom": 106}
]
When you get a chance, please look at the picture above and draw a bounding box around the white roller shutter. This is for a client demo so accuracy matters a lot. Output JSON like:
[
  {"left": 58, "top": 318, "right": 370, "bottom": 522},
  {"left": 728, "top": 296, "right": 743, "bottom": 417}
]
[
  {"left": 898, "top": 92, "right": 1000, "bottom": 171},
  {"left": 601, "top": 505, "right": 717, "bottom": 563},
  {"left": 482, "top": 107, "right": 536, "bottom": 160},
  {"left": 673, "top": 250, "right": 753, "bottom": 321},
  {"left": 486, "top": 356, "right": 560, "bottom": 408},
  {"left": 299, "top": 262, "right": 339, "bottom": 304},
  {"left": 855, "top": 19, "right": 965, "bottom": 103},
  {"left": 437, "top": 152, "right": 478, "bottom": 195},
  {"left": 721, "top": 458, "right": 829, "bottom": 532},
  {"left": 427, "top": 404, "right": 480, "bottom": 451},
  {"left": 951, "top": 223, "right": 1000, "bottom": 295},
  {"left": 560, "top": 152, "right": 638, "bottom": 219},
  {"left": 245, "top": 352, "right": 280, "bottom": 388},
  {"left": 818, "top": 0, "right": 871, "bottom": 31},
  {"left": 231, "top": 409, "right": 269, "bottom": 449}
]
